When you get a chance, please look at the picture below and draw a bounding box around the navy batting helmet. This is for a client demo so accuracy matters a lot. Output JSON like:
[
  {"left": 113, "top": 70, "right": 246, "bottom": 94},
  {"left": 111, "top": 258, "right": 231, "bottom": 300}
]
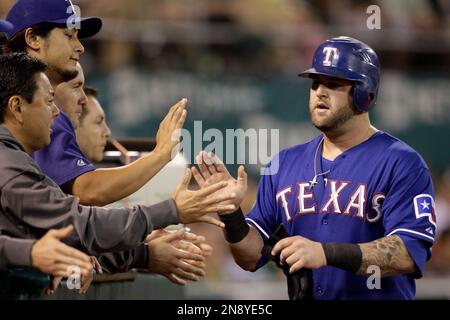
[{"left": 299, "top": 36, "right": 380, "bottom": 113}]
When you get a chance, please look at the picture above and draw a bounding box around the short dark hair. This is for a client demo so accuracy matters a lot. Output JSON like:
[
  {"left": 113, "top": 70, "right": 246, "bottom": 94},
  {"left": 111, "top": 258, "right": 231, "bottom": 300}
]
[
  {"left": 80, "top": 86, "right": 100, "bottom": 123},
  {"left": 0, "top": 53, "right": 47, "bottom": 123},
  {"left": 83, "top": 86, "right": 99, "bottom": 98},
  {"left": 1, "top": 22, "right": 62, "bottom": 54}
]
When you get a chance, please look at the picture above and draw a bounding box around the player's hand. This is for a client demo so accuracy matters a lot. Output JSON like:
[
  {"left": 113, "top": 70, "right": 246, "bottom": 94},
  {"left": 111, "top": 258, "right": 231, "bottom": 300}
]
[
  {"left": 44, "top": 276, "right": 62, "bottom": 295},
  {"left": 78, "top": 256, "right": 103, "bottom": 294},
  {"left": 191, "top": 151, "right": 247, "bottom": 214},
  {"left": 153, "top": 98, "right": 187, "bottom": 161},
  {"left": 146, "top": 229, "right": 206, "bottom": 286},
  {"left": 31, "top": 225, "right": 93, "bottom": 278},
  {"left": 146, "top": 229, "right": 212, "bottom": 258},
  {"left": 271, "top": 236, "right": 327, "bottom": 273},
  {"left": 172, "top": 169, "right": 238, "bottom": 227}
]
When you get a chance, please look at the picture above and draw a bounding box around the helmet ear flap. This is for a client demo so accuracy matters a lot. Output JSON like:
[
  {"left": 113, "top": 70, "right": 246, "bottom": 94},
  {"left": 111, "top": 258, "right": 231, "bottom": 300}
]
[{"left": 352, "top": 80, "right": 375, "bottom": 113}]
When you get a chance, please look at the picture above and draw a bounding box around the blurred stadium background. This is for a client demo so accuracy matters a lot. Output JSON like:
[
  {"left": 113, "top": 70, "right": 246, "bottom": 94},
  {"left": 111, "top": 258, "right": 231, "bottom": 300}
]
[{"left": 2, "top": 0, "right": 449, "bottom": 299}]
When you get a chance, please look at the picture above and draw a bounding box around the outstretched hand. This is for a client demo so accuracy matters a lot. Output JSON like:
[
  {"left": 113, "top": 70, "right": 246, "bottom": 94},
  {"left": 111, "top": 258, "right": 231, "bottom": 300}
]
[
  {"left": 173, "top": 169, "right": 238, "bottom": 227},
  {"left": 191, "top": 151, "right": 247, "bottom": 214}
]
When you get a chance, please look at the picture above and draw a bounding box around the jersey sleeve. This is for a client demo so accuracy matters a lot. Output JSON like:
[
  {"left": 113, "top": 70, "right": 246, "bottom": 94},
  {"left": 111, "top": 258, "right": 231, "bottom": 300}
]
[
  {"left": 32, "top": 113, "right": 95, "bottom": 186},
  {"left": 382, "top": 165, "right": 436, "bottom": 276},
  {"left": 245, "top": 161, "right": 281, "bottom": 242}
]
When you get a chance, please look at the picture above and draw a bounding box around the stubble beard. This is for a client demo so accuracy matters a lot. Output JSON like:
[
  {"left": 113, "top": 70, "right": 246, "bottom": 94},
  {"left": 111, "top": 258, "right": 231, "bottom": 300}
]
[
  {"left": 47, "top": 64, "right": 79, "bottom": 85},
  {"left": 311, "top": 104, "right": 357, "bottom": 133}
]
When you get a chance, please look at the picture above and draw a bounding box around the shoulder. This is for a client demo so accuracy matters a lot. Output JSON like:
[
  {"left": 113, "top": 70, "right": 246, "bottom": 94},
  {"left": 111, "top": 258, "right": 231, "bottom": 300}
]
[
  {"left": 0, "top": 147, "right": 41, "bottom": 188},
  {"left": 374, "top": 131, "right": 429, "bottom": 171}
]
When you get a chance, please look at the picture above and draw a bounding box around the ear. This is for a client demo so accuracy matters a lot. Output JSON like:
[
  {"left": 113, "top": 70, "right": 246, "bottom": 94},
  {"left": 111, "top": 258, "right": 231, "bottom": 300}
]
[
  {"left": 8, "top": 96, "right": 25, "bottom": 125},
  {"left": 24, "top": 28, "right": 42, "bottom": 51}
]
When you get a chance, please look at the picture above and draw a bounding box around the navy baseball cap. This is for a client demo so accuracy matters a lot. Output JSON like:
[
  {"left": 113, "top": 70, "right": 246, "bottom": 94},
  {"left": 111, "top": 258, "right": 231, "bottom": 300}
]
[
  {"left": 5, "top": 0, "right": 102, "bottom": 40},
  {"left": 0, "top": 20, "right": 13, "bottom": 33}
]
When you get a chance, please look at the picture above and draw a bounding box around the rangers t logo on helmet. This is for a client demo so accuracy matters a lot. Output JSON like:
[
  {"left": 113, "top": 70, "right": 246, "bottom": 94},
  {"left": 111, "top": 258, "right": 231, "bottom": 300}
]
[{"left": 322, "top": 47, "right": 339, "bottom": 67}]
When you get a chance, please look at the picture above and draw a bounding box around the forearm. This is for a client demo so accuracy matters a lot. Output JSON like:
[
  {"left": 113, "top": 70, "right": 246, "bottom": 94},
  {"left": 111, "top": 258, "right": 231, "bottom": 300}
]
[
  {"left": 97, "top": 245, "right": 148, "bottom": 273},
  {"left": 229, "top": 226, "right": 264, "bottom": 271},
  {"left": 72, "top": 151, "right": 169, "bottom": 206},
  {"left": 0, "top": 236, "right": 35, "bottom": 270},
  {"left": 357, "top": 235, "right": 416, "bottom": 277}
]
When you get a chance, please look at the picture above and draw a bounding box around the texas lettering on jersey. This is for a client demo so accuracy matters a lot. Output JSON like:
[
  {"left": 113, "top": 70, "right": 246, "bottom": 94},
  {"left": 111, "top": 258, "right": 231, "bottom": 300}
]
[{"left": 276, "top": 180, "right": 385, "bottom": 223}]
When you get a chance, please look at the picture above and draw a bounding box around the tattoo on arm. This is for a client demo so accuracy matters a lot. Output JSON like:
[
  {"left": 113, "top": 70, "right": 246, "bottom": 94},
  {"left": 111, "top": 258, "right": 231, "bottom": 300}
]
[{"left": 357, "top": 235, "right": 416, "bottom": 277}]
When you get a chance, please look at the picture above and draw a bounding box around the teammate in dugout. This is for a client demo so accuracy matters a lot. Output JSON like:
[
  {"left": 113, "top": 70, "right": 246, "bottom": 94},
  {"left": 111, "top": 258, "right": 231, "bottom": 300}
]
[
  {"left": 2, "top": 0, "right": 217, "bottom": 287},
  {"left": 0, "top": 19, "right": 94, "bottom": 280},
  {"left": 192, "top": 36, "right": 436, "bottom": 299}
]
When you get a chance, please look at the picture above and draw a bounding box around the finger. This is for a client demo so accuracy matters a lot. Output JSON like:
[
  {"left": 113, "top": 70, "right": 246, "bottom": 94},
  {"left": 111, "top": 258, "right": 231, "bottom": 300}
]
[
  {"left": 175, "top": 248, "right": 205, "bottom": 262},
  {"left": 238, "top": 165, "right": 247, "bottom": 185},
  {"left": 55, "top": 242, "right": 91, "bottom": 263},
  {"left": 176, "top": 241, "right": 202, "bottom": 255},
  {"left": 182, "top": 259, "right": 206, "bottom": 269},
  {"left": 191, "top": 167, "right": 206, "bottom": 188},
  {"left": 204, "top": 152, "right": 217, "bottom": 174},
  {"left": 159, "top": 229, "right": 186, "bottom": 243},
  {"left": 197, "top": 152, "right": 212, "bottom": 179},
  {"left": 202, "top": 191, "right": 237, "bottom": 206},
  {"left": 207, "top": 204, "right": 237, "bottom": 214},
  {"left": 182, "top": 232, "right": 199, "bottom": 242},
  {"left": 175, "top": 260, "right": 206, "bottom": 277},
  {"left": 198, "top": 243, "right": 213, "bottom": 256},
  {"left": 290, "top": 259, "right": 305, "bottom": 274},
  {"left": 145, "top": 229, "right": 168, "bottom": 243},
  {"left": 197, "top": 181, "right": 228, "bottom": 197},
  {"left": 196, "top": 215, "right": 225, "bottom": 228},
  {"left": 173, "top": 266, "right": 202, "bottom": 281},
  {"left": 54, "top": 249, "right": 94, "bottom": 270},
  {"left": 271, "top": 238, "right": 293, "bottom": 256},
  {"left": 285, "top": 252, "right": 301, "bottom": 267},
  {"left": 91, "top": 257, "right": 103, "bottom": 274},
  {"left": 210, "top": 153, "right": 228, "bottom": 174},
  {"left": 168, "top": 98, "right": 187, "bottom": 121},
  {"left": 79, "top": 277, "right": 93, "bottom": 294},
  {"left": 166, "top": 273, "right": 187, "bottom": 286},
  {"left": 279, "top": 246, "right": 296, "bottom": 264},
  {"left": 176, "top": 169, "right": 192, "bottom": 192},
  {"left": 50, "top": 276, "right": 63, "bottom": 290},
  {"left": 48, "top": 225, "right": 74, "bottom": 239},
  {"left": 175, "top": 109, "right": 187, "bottom": 130}
]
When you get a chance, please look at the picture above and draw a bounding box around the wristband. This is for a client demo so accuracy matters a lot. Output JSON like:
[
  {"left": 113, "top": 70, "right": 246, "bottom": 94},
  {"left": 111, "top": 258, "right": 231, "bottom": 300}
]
[
  {"left": 321, "top": 242, "right": 362, "bottom": 273},
  {"left": 219, "top": 208, "right": 249, "bottom": 243}
]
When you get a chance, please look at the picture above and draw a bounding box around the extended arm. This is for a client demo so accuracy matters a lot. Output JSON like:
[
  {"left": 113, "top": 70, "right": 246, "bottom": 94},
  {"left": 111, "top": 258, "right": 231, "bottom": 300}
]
[{"left": 64, "top": 99, "right": 187, "bottom": 206}]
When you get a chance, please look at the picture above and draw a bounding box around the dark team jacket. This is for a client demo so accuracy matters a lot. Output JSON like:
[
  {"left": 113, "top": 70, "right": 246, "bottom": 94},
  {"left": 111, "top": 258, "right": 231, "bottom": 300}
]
[{"left": 0, "top": 125, "right": 178, "bottom": 271}]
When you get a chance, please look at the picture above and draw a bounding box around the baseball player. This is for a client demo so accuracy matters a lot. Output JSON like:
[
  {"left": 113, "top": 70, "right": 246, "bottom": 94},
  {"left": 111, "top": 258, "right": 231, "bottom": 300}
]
[
  {"left": 193, "top": 36, "right": 436, "bottom": 299},
  {"left": 0, "top": 19, "right": 94, "bottom": 281}
]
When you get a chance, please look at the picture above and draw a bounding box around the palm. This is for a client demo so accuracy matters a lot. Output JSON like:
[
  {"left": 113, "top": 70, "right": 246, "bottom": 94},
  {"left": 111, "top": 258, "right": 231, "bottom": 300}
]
[{"left": 192, "top": 152, "right": 247, "bottom": 207}]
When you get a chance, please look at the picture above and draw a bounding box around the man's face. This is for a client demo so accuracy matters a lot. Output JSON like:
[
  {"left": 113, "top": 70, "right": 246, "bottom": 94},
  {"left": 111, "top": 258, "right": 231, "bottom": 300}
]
[
  {"left": 21, "top": 72, "right": 60, "bottom": 151},
  {"left": 76, "top": 95, "right": 111, "bottom": 162},
  {"left": 38, "top": 27, "right": 84, "bottom": 83},
  {"left": 54, "top": 63, "right": 86, "bottom": 129},
  {"left": 309, "top": 75, "right": 356, "bottom": 132}
]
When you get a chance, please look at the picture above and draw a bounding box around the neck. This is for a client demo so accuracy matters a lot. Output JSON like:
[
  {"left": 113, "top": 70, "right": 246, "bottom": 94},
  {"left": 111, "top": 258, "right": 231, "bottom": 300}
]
[
  {"left": 2, "top": 123, "right": 34, "bottom": 155},
  {"left": 322, "top": 114, "right": 377, "bottom": 160},
  {"left": 26, "top": 50, "right": 60, "bottom": 87}
]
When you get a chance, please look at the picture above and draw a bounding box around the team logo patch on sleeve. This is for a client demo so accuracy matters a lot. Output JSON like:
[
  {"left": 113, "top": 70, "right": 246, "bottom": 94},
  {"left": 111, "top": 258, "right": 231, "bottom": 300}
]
[{"left": 413, "top": 194, "right": 436, "bottom": 227}]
